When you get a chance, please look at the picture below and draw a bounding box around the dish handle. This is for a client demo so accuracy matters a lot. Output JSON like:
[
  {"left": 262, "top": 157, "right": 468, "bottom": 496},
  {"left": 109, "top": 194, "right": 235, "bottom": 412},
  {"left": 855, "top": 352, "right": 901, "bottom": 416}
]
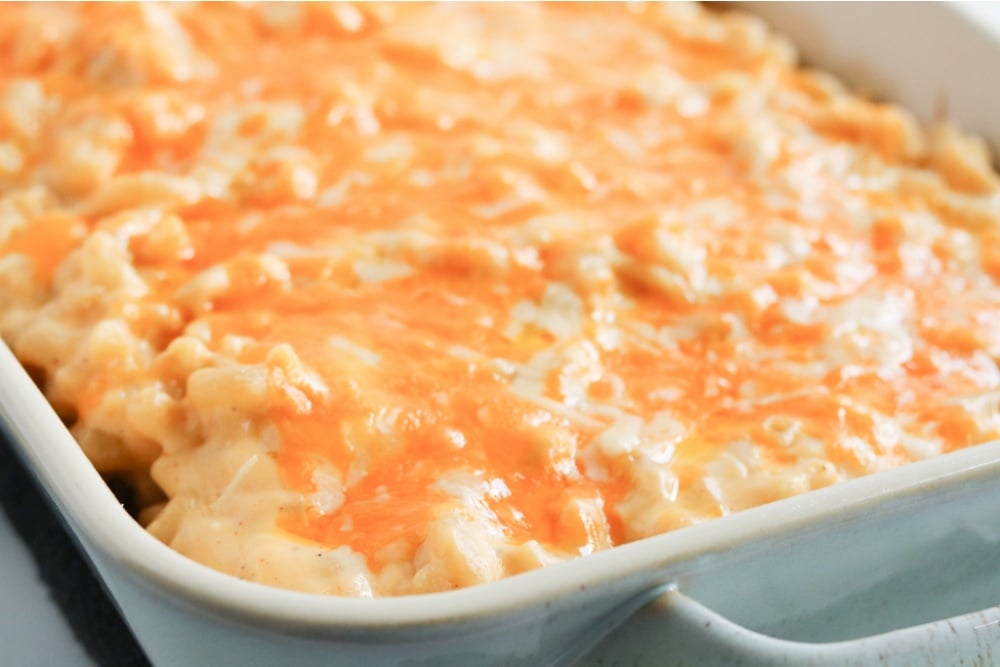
[{"left": 580, "top": 586, "right": 1000, "bottom": 666}]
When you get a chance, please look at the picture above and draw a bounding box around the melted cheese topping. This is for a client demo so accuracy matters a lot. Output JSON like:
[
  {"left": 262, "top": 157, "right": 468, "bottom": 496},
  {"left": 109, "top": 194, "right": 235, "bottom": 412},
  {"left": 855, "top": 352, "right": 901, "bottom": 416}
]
[{"left": 2, "top": 2, "right": 1000, "bottom": 596}]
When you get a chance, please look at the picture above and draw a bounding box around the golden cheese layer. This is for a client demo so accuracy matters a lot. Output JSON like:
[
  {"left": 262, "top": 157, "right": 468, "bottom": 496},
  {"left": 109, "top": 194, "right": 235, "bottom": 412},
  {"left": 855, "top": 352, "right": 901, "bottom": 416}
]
[{"left": 2, "top": 2, "right": 1000, "bottom": 596}]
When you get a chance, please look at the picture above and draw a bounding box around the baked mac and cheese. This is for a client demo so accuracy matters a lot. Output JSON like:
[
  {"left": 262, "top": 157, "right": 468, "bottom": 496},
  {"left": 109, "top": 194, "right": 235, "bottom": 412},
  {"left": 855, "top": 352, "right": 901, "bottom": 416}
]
[{"left": 2, "top": 2, "right": 1000, "bottom": 596}]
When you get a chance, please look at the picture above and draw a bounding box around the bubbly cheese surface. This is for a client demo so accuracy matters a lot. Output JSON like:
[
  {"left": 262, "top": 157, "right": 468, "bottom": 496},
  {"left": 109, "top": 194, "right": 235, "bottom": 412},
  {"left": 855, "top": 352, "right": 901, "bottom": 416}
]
[{"left": 2, "top": 2, "right": 1000, "bottom": 596}]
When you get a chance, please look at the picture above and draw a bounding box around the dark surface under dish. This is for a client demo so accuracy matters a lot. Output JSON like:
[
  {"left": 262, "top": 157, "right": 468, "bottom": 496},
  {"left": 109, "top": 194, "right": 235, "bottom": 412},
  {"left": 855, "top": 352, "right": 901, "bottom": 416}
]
[{"left": 0, "top": 430, "right": 149, "bottom": 667}]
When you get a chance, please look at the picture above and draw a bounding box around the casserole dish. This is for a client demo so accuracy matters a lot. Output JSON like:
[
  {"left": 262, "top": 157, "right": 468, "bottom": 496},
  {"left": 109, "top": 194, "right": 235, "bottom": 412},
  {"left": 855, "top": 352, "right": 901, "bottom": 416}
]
[{"left": 3, "top": 2, "right": 1000, "bottom": 665}]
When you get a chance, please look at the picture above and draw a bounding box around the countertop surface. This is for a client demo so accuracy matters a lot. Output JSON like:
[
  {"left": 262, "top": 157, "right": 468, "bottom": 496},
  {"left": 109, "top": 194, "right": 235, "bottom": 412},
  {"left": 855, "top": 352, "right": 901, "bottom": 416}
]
[
  {"left": 0, "top": 428, "right": 148, "bottom": 667},
  {"left": 0, "top": 509, "right": 92, "bottom": 667}
]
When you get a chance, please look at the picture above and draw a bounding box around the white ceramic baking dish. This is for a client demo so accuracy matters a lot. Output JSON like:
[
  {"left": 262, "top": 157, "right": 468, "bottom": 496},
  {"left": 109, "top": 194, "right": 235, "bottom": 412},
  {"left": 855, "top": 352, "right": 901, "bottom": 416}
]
[{"left": 4, "top": 3, "right": 1000, "bottom": 665}]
